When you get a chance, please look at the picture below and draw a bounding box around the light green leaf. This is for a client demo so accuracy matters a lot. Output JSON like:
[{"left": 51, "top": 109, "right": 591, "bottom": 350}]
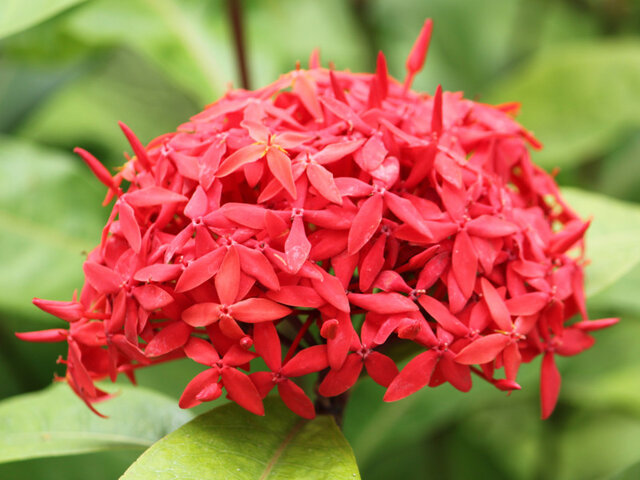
[
  {"left": 122, "top": 397, "right": 360, "bottom": 480},
  {"left": 0, "top": 450, "right": 141, "bottom": 480},
  {"left": 0, "top": 383, "right": 192, "bottom": 464},
  {"left": 0, "top": 0, "right": 86, "bottom": 39},
  {"left": 0, "top": 136, "right": 106, "bottom": 318},
  {"left": 487, "top": 42, "right": 640, "bottom": 169},
  {"left": 612, "top": 460, "right": 640, "bottom": 480},
  {"left": 556, "top": 413, "right": 640, "bottom": 480},
  {"left": 561, "top": 187, "right": 640, "bottom": 297},
  {"left": 64, "top": 0, "right": 230, "bottom": 104},
  {"left": 18, "top": 49, "right": 199, "bottom": 164},
  {"left": 589, "top": 264, "right": 640, "bottom": 315}
]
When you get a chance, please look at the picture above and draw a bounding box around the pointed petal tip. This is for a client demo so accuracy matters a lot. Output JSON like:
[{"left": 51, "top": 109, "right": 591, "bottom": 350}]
[{"left": 404, "top": 18, "right": 434, "bottom": 89}]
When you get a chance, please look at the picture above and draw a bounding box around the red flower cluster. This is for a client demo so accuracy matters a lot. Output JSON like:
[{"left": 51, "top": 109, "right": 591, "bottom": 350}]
[{"left": 19, "top": 20, "right": 616, "bottom": 420}]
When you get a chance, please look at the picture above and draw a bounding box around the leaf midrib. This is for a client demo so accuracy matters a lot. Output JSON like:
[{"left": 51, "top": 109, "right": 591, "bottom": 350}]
[{"left": 259, "top": 419, "right": 306, "bottom": 480}]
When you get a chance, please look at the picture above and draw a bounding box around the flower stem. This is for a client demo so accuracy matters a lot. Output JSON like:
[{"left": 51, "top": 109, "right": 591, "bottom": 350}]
[{"left": 226, "top": 0, "right": 251, "bottom": 89}]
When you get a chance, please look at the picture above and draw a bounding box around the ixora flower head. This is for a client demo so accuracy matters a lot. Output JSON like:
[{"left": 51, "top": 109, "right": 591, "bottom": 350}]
[{"left": 19, "top": 19, "right": 617, "bottom": 420}]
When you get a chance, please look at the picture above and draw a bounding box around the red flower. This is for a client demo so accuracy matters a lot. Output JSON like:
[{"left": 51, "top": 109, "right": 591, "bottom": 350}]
[{"left": 19, "top": 18, "right": 616, "bottom": 420}]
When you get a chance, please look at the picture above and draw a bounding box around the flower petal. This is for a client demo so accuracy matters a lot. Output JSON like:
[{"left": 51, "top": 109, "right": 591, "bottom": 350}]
[
  {"left": 266, "top": 147, "right": 297, "bottom": 198},
  {"left": 318, "top": 354, "right": 363, "bottom": 397},
  {"left": 253, "top": 322, "right": 282, "bottom": 371},
  {"left": 480, "top": 278, "right": 512, "bottom": 331},
  {"left": 125, "top": 186, "right": 188, "bottom": 207},
  {"left": 216, "top": 144, "right": 266, "bottom": 177},
  {"left": 348, "top": 194, "right": 383, "bottom": 254},
  {"left": 285, "top": 215, "right": 311, "bottom": 274},
  {"left": 175, "top": 247, "right": 225, "bottom": 293},
  {"left": 348, "top": 292, "right": 418, "bottom": 315},
  {"left": 540, "top": 352, "right": 561, "bottom": 420},
  {"left": 282, "top": 345, "right": 329, "bottom": 377},
  {"left": 452, "top": 230, "right": 477, "bottom": 300},
  {"left": 307, "top": 162, "right": 342, "bottom": 204},
  {"left": 455, "top": 334, "right": 510, "bottom": 365},
  {"left": 222, "top": 367, "right": 265, "bottom": 415},
  {"left": 364, "top": 351, "right": 398, "bottom": 387},
  {"left": 145, "top": 322, "right": 192, "bottom": 357},
  {"left": 383, "top": 350, "right": 438, "bottom": 402},
  {"left": 278, "top": 379, "right": 315, "bottom": 419},
  {"left": 230, "top": 298, "right": 292, "bottom": 323},
  {"left": 418, "top": 295, "right": 469, "bottom": 336},
  {"left": 311, "top": 268, "right": 350, "bottom": 313},
  {"left": 266, "top": 285, "right": 325, "bottom": 308},
  {"left": 182, "top": 302, "right": 220, "bottom": 327},
  {"left": 179, "top": 368, "right": 220, "bottom": 409},
  {"left": 215, "top": 246, "right": 241, "bottom": 305},
  {"left": 132, "top": 284, "right": 173, "bottom": 311}
]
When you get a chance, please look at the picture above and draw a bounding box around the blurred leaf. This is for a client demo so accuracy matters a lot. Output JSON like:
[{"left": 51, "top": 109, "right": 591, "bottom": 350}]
[
  {"left": 115, "top": 358, "right": 217, "bottom": 417},
  {"left": 589, "top": 264, "right": 640, "bottom": 315},
  {"left": 566, "top": 365, "right": 640, "bottom": 417},
  {"left": 65, "top": 0, "right": 231, "bottom": 104},
  {"left": 612, "top": 460, "right": 640, "bottom": 480},
  {"left": 596, "top": 133, "right": 640, "bottom": 204},
  {"left": 456, "top": 402, "right": 543, "bottom": 480},
  {"left": 0, "top": 383, "right": 192, "bottom": 464},
  {"left": 562, "top": 187, "right": 640, "bottom": 297},
  {"left": 246, "top": 0, "right": 368, "bottom": 84},
  {"left": 122, "top": 397, "right": 360, "bottom": 479},
  {"left": 365, "top": 0, "right": 518, "bottom": 95},
  {"left": 18, "top": 49, "right": 199, "bottom": 163},
  {"left": 0, "top": 0, "right": 86, "bottom": 40},
  {"left": 488, "top": 42, "right": 640, "bottom": 169},
  {"left": 344, "top": 363, "right": 540, "bottom": 470},
  {"left": 0, "top": 61, "right": 87, "bottom": 133},
  {"left": 0, "top": 450, "right": 140, "bottom": 480},
  {"left": 0, "top": 136, "right": 106, "bottom": 317},
  {"left": 556, "top": 412, "right": 640, "bottom": 480}
]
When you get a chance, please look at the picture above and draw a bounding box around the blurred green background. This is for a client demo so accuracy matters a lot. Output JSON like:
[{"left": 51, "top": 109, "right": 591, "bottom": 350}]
[{"left": 1, "top": 0, "right": 640, "bottom": 478}]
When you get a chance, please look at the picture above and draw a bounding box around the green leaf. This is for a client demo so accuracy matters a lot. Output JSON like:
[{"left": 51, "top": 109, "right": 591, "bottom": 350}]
[
  {"left": 18, "top": 49, "right": 199, "bottom": 164},
  {"left": 555, "top": 412, "right": 640, "bottom": 480},
  {"left": 589, "top": 264, "right": 640, "bottom": 315},
  {"left": 612, "top": 460, "right": 640, "bottom": 480},
  {"left": 487, "top": 42, "right": 640, "bottom": 170},
  {"left": 64, "top": 0, "right": 230, "bottom": 104},
  {"left": 0, "top": 451, "right": 140, "bottom": 480},
  {"left": 0, "top": 136, "right": 107, "bottom": 318},
  {"left": 122, "top": 397, "right": 360, "bottom": 480},
  {"left": 561, "top": 187, "right": 640, "bottom": 297},
  {"left": 0, "top": 0, "right": 86, "bottom": 39},
  {"left": 0, "top": 383, "right": 192, "bottom": 464}
]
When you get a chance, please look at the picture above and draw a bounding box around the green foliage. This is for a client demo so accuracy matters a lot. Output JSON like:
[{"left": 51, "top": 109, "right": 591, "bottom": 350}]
[
  {"left": 0, "top": 383, "right": 192, "bottom": 463},
  {"left": 487, "top": 42, "right": 640, "bottom": 170},
  {"left": 562, "top": 187, "right": 640, "bottom": 297},
  {"left": 122, "top": 397, "right": 360, "bottom": 479},
  {"left": 0, "top": 0, "right": 86, "bottom": 39},
  {"left": 0, "top": 137, "right": 106, "bottom": 317}
]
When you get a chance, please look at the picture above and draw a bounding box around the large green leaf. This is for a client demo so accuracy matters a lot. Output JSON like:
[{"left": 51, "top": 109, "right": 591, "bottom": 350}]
[
  {"left": 0, "top": 383, "right": 192, "bottom": 464},
  {"left": 487, "top": 42, "right": 640, "bottom": 170},
  {"left": 561, "top": 187, "right": 640, "bottom": 297},
  {"left": 122, "top": 397, "right": 360, "bottom": 479},
  {"left": 0, "top": 137, "right": 106, "bottom": 318},
  {"left": 0, "top": 450, "right": 141, "bottom": 480},
  {"left": 18, "top": 49, "right": 199, "bottom": 164},
  {"left": 64, "top": 0, "right": 231, "bottom": 104},
  {"left": 0, "top": 0, "right": 86, "bottom": 39},
  {"left": 555, "top": 412, "right": 640, "bottom": 480}
]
